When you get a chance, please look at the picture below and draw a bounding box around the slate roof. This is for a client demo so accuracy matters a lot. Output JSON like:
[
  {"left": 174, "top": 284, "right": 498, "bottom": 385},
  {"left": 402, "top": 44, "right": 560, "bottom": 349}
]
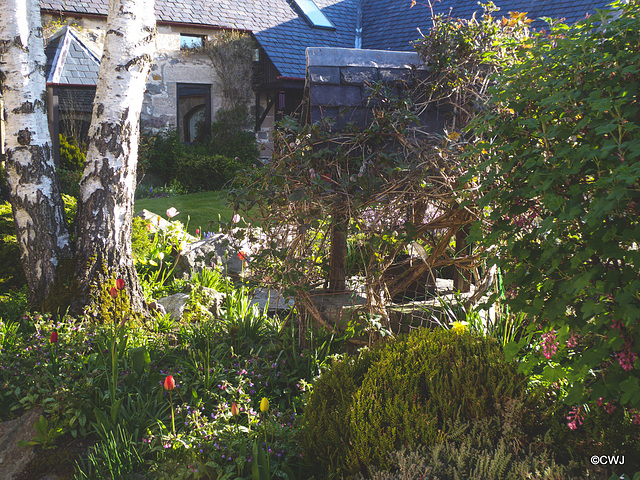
[
  {"left": 44, "top": 26, "right": 101, "bottom": 85},
  {"left": 40, "top": 0, "right": 616, "bottom": 77},
  {"left": 40, "top": 0, "right": 358, "bottom": 79},
  {"left": 361, "top": 0, "right": 614, "bottom": 51}
]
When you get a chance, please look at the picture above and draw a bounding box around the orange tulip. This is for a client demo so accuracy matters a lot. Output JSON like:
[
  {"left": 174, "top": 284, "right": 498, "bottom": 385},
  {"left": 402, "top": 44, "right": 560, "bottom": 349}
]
[
  {"left": 231, "top": 402, "right": 239, "bottom": 416},
  {"left": 164, "top": 375, "right": 176, "bottom": 391}
]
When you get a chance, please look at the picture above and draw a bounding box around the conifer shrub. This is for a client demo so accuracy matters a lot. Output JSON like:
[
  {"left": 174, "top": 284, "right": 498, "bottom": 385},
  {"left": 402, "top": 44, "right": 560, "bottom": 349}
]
[
  {"left": 363, "top": 406, "right": 571, "bottom": 480},
  {"left": 349, "top": 329, "right": 528, "bottom": 471},
  {"left": 304, "top": 329, "right": 534, "bottom": 476},
  {"left": 303, "top": 348, "right": 381, "bottom": 475}
]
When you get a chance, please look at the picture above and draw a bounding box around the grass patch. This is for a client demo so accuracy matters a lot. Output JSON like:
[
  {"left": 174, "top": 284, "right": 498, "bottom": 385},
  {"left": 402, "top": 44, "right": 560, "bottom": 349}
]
[{"left": 134, "top": 190, "right": 235, "bottom": 235}]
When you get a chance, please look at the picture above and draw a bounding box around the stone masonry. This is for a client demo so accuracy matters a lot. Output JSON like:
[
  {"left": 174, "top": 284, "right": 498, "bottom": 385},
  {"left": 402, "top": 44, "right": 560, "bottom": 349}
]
[{"left": 306, "top": 47, "right": 429, "bottom": 130}]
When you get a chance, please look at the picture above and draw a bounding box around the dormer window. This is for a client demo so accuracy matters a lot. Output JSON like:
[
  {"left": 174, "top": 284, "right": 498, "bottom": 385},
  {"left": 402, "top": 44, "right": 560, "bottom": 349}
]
[
  {"left": 180, "top": 34, "right": 205, "bottom": 50},
  {"left": 292, "top": 0, "right": 335, "bottom": 29}
]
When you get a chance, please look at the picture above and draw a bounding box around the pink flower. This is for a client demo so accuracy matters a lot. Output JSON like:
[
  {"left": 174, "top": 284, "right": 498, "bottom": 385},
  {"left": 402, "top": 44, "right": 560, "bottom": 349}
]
[
  {"left": 196, "top": 229, "right": 200, "bottom": 235},
  {"left": 232, "top": 214, "right": 240, "bottom": 223},
  {"left": 166, "top": 207, "right": 179, "bottom": 218},
  {"left": 610, "top": 318, "right": 624, "bottom": 331},
  {"left": 631, "top": 409, "right": 640, "bottom": 426},
  {"left": 616, "top": 341, "right": 637, "bottom": 372},
  {"left": 567, "top": 406, "right": 583, "bottom": 430},
  {"left": 309, "top": 168, "right": 316, "bottom": 179},
  {"left": 567, "top": 331, "right": 580, "bottom": 348},
  {"left": 541, "top": 331, "right": 559, "bottom": 359}
]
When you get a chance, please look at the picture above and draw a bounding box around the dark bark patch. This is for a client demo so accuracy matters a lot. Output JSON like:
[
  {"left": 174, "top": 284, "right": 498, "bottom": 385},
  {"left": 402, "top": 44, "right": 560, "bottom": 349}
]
[
  {"left": 17, "top": 129, "right": 32, "bottom": 145},
  {"left": 106, "top": 29, "right": 124, "bottom": 37},
  {"left": 96, "top": 103, "right": 104, "bottom": 117},
  {"left": 118, "top": 54, "right": 152, "bottom": 72},
  {"left": 13, "top": 101, "right": 35, "bottom": 114}
]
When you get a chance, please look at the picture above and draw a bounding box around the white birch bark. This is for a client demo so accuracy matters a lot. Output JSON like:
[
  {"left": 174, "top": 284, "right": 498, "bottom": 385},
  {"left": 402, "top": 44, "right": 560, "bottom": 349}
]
[
  {"left": 0, "top": 0, "right": 71, "bottom": 306},
  {"left": 73, "top": 0, "right": 156, "bottom": 313}
]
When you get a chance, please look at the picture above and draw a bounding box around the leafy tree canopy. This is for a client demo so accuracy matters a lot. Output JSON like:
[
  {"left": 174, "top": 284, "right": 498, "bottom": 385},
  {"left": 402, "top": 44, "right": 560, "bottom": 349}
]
[{"left": 467, "top": 0, "right": 640, "bottom": 407}]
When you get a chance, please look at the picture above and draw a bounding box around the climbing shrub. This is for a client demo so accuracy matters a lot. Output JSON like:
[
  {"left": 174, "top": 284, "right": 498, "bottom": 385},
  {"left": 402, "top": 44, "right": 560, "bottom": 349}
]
[{"left": 466, "top": 1, "right": 640, "bottom": 409}]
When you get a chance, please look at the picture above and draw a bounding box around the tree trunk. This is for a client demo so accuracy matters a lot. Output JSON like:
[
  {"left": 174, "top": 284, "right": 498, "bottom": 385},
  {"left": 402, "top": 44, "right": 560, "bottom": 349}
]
[
  {"left": 0, "top": 0, "right": 72, "bottom": 306},
  {"left": 453, "top": 224, "right": 472, "bottom": 293},
  {"left": 329, "top": 200, "right": 348, "bottom": 292},
  {"left": 72, "top": 0, "right": 156, "bottom": 314}
]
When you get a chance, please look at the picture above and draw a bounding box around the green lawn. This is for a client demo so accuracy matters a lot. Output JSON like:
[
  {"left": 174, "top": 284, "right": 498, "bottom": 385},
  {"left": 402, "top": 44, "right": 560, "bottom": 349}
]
[{"left": 134, "top": 190, "right": 235, "bottom": 235}]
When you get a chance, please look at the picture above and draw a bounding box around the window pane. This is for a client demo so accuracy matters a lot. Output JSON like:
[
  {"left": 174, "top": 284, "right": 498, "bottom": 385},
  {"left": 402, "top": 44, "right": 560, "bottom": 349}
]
[
  {"left": 293, "top": 0, "right": 334, "bottom": 29},
  {"left": 180, "top": 34, "right": 204, "bottom": 50}
]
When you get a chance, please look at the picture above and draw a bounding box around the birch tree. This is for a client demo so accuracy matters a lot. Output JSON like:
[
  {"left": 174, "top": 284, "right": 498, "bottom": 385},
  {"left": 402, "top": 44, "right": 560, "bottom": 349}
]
[
  {"left": 1, "top": 0, "right": 156, "bottom": 314},
  {"left": 72, "top": 0, "right": 156, "bottom": 313},
  {"left": 0, "top": 0, "right": 72, "bottom": 306}
]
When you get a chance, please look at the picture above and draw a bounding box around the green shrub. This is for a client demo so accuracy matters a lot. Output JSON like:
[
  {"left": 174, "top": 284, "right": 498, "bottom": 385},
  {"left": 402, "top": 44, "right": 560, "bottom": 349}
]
[
  {"left": 131, "top": 216, "right": 154, "bottom": 261},
  {"left": 0, "top": 287, "right": 27, "bottom": 324},
  {"left": 174, "top": 151, "right": 242, "bottom": 192},
  {"left": 0, "top": 201, "right": 26, "bottom": 293},
  {"left": 197, "top": 106, "right": 260, "bottom": 164},
  {"left": 139, "top": 126, "right": 254, "bottom": 193},
  {"left": 467, "top": 0, "right": 640, "bottom": 408},
  {"left": 304, "top": 329, "right": 532, "bottom": 476},
  {"left": 138, "top": 129, "right": 185, "bottom": 185},
  {"left": 58, "top": 135, "right": 85, "bottom": 171},
  {"left": 350, "top": 329, "right": 527, "bottom": 471},
  {"left": 364, "top": 408, "right": 570, "bottom": 480},
  {"left": 303, "top": 348, "right": 381, "bottom": 475},
  {"left": 0, "top": 196, "right": 76, "bottom": 295},
  {"left": 57, "top": 168, "right": 82, "bottom": 197}
]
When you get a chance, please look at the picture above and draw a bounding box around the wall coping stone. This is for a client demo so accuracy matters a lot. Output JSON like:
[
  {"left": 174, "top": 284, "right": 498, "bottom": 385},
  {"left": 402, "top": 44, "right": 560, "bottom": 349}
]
[{"left": 306, "top": 47, "right": 426, "bottom": 70}]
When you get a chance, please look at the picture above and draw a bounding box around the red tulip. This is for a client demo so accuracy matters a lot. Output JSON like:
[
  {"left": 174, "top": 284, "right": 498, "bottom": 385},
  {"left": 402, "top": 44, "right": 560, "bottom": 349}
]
[
  {"left": 238, "top": 252, "right": 247, "bottom": 261},
  {"left": 116, "top": 278, "right": 125, "bottom": 290},
  {"left": 231, "top": 402, "right": 239, "bottom": 416},
  {"left": 50, "top": 331, "right": 58, "bottom": 343},
  {"left": 164, "top": 375, "right": 176, "bottom": 391},
  {"left": 109, "top": 287, "right": 118, "bottom": 298}
]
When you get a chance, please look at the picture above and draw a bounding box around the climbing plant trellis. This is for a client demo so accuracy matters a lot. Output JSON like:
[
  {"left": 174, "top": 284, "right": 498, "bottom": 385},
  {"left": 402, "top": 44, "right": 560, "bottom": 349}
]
[{"left": 229, "top": 6, "right": 531, "bottom": 338}]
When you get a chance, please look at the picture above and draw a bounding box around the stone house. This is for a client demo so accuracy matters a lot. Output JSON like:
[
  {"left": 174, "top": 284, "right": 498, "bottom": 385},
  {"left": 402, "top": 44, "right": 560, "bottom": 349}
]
[{"left": 35, "top": 0, "right": 611, "bottom": 162}]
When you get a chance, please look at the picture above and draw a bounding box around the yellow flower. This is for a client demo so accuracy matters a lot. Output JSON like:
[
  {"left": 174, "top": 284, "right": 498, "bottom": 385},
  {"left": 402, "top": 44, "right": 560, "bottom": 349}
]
[
  {"left": 260, "top": 397, "right": 269, "bottom": 413},
  {"left": 450, "top": 321, "right": 469, "bottom": 333}
]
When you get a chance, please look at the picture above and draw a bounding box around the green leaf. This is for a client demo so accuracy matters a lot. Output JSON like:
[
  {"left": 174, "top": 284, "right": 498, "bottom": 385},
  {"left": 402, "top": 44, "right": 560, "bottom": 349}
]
[
  {"left": 252, "top": 441, "right": 260, "bottom": 480},
  {"left": 110, "top": 397, "right": 124, "bottom": 424},
  {"left": 503, "top": 340, "right": 522, "bottom": 362},
  {"left": 129, "top": 346, "right": 150, "bottom": 376}
]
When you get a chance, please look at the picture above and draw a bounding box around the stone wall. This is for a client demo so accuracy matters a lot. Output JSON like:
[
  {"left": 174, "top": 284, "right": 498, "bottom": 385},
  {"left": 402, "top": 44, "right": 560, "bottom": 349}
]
[
  {"left": 41, "top": 15, "right": 273, "bottom": 140},
  {"left": 305, "top": 47, "right": 430, "bottom": 130}
]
